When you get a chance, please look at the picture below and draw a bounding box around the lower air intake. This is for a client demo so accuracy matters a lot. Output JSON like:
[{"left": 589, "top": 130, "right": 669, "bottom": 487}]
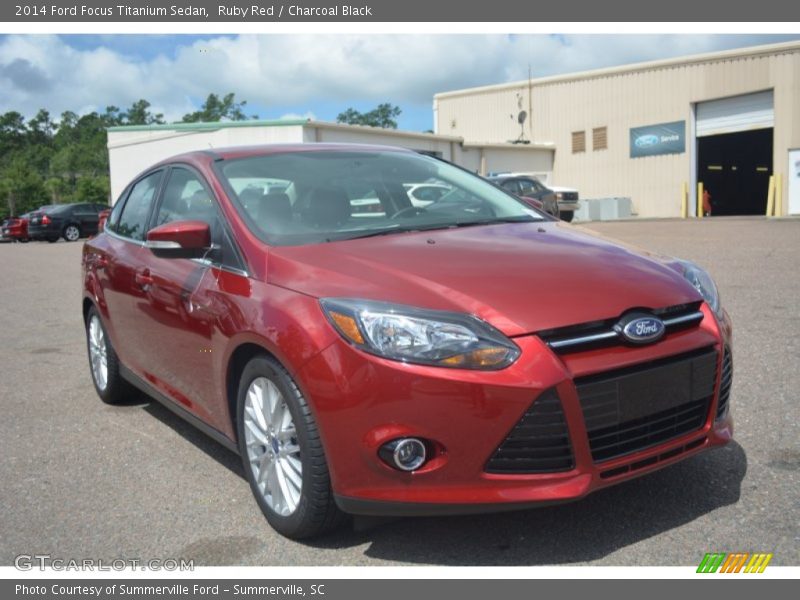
[
  {"left": 716, "top": 348, "right": 733, "bottom": 420},
  {"left": 485, "top": 389, "right": 574, "bottom": 474}
]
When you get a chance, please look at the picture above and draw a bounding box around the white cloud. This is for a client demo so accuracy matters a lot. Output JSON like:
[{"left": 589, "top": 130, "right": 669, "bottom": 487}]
[
  {"left": 0, "top": 34, "right": 796, "bottom": 123},
  {"left": 279, "top": 111, "right": 317, "bottom": 120}
]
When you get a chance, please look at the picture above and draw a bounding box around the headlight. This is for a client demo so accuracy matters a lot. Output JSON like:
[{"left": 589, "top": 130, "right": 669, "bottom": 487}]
[
  {"left": 320, "top": 298, "right": 520, "bottom": 370},
  {"left": 676, "top": 260, "right": 722, "bottom": 317}
]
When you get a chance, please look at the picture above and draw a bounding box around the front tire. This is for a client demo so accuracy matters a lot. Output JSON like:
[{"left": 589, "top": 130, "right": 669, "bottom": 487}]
[
  {"left": 64, "top": 224, "right": 81, "bottom": 242},
  {"left": 236, "top": 354, "right": 345, "bottom": 539},
  {"left": 560, "top": 210, "right": 575, "bottom": 222},
  {"left": 85, "top": 306, "right": 132, "bottom": 404}
]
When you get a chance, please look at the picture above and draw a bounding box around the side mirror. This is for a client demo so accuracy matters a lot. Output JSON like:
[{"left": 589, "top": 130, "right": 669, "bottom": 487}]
[{"left": 145, "top": 220, "right": 211, "bottom": 259}]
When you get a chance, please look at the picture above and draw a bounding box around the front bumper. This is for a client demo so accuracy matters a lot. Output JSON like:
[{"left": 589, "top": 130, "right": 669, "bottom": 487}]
[
  {"left": 557, "top": 201, "right": 579, "bottom": 212},
  {"left": 299, "top": 304, "right": 733, "bottom": 516}
]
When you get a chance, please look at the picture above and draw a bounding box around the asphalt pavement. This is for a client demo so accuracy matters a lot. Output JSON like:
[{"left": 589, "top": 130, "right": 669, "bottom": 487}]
[{"left": 0, "top": 217, "right": 797, "bottom": 566}]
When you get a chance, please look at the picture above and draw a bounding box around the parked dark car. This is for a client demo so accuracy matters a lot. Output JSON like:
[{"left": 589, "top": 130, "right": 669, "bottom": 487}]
[
  {"left": 83, "top": 144, "right": 732, "bottom": 539},
  {"left": 28, "top": 203, "right": 109, "bottom": 242},
  {"left": 488, "top": 175, "right": 560, "bottom": 218}
]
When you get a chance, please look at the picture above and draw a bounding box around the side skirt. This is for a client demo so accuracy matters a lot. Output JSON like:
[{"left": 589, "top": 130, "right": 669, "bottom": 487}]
[{"left": 120, "top": 364, "right": 239, "bottom": 455}]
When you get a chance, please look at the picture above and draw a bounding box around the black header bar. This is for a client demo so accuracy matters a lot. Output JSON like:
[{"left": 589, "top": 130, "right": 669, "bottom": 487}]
[{"left": 3, "top": 0, "right": 798, "bottom": 22}]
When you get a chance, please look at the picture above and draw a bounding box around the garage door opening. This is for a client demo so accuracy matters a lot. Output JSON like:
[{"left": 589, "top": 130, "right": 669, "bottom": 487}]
[
  {"left": 697, "top": 128, "right": 773, "bottom": 216},
  {"left": 695, "top": 90, "right": 774, "bottom": 216}
]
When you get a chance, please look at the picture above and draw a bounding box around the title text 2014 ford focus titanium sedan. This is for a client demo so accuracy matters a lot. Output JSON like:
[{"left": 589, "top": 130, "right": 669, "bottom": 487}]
[{"left": 82, "top": 144, "right": 733, "bottom": 539}]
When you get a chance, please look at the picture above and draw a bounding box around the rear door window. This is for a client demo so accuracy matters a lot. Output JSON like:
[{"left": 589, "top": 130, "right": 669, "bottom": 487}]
[
  {"left": 518, "top": 179, "right": 536, "bottom": 195},
  {"left": 501, "top": 180, "right": 520, "bottom": 194}
]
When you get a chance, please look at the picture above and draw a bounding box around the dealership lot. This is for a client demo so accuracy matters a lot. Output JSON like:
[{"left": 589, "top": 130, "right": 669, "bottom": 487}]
[{"left": 0, "top": 217, "right": 797, "bottom": 567}]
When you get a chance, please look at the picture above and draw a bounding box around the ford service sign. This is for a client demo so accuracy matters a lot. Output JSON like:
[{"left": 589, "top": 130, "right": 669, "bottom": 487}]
[{"left": 630, "top": 121, "right": 686, "bottom": 158}]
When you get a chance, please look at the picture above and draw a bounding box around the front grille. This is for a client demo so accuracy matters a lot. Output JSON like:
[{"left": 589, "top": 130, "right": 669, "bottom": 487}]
[
  {"left": 576, "top": 348, "right": 716, "bottom": 462},
  {"left": 485, "top": 389, "right": 574, "bottom": 474},
  {"left": 716, "top": 348, "right": 733, "bottom": 420},
  {"left": 538, "top": 302, "right": 704, "bottom": 354},
  {"left": 599, "top": 436, "right": 707, "bottom": 479}
]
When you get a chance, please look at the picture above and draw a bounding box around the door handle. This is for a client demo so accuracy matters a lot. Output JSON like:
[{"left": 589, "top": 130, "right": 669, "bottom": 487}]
[{"left": 134, "top": 269, "right": 153, "bottom": 289}]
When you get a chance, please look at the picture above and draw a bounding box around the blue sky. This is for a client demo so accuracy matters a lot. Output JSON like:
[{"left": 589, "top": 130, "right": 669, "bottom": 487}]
[{"left": 1, "top": 34, "right": 799, "bottom": 131}]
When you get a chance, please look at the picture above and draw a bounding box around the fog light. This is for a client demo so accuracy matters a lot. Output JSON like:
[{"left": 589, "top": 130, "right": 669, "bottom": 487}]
[{"left": 379, "top": 438, "right": 427, "bottom": 472}]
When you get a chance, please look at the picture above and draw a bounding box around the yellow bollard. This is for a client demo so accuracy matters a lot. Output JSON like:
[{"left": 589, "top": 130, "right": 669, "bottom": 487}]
[
  {"left": 775, "top": 173, "right": 783, "bottom": 217},
  {"left": 766, "top": 175, "right": 775, "bottom": 217},
  {"left": 681, "top": 182, "right": 688, "bottom": 218},
  {"left": 697, "top": 182, "right": 704, "bottom": 219}
]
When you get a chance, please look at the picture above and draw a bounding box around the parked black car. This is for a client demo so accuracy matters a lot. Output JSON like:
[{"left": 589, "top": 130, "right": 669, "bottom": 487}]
[
  {"left": 488, "top": 175, "right": 560, "bottom": 218},
  {"left": 28, "top": 203, "right": 109, "bottom": 242}
]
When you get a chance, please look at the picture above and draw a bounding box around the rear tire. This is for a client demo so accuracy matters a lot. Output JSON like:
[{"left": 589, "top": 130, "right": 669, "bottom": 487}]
[
  {"left": 236, "top": 354, "right": 346, "bottom": 539},
  {"left": 85, "top": 306, "right": 132, "bottom": 404},
  {"left": 560, "top": 210, "right": 575, "bottom": 223}
]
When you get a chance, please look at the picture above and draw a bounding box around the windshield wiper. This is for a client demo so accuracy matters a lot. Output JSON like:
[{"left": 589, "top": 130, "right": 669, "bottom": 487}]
[
  {"left": 326, "top": 223, "right": 455, "bottom": 242},
  {"left": 326, "top": 216, "right": 540, "bottom": 242},
  {"left": 450, "top": 216, "right": 541, "bottom": 227}
]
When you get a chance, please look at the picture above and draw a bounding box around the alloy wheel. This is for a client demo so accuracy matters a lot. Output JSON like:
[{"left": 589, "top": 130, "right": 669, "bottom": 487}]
[
  {"left": 65, "top": 225, "right": 80, "bottom": 241},
  {"left": 88, "top": 315, "right": 108, "bottom": 390},
  {"left": 64, "top": 225, "right": 81, "bottom": 242},
  {"left": 243, "top": 377, "right": 302, "bottom": 516}
]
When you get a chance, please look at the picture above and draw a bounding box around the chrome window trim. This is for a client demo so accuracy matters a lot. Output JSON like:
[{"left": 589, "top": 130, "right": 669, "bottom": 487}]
[
  {"left": 104, "top": 225, "right": 146, "bottom": 247},
  {"left": 190, "top": 257, "right": 250, "bottom": 278}
]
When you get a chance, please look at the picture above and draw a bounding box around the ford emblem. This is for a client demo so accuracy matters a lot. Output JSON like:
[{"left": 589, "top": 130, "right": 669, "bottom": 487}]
[
  {"left": 615, "top": 313, "right": 666, "bottom": 345},
  {"left": 635, "top": 134, "right": 660, "bottom": 148}
]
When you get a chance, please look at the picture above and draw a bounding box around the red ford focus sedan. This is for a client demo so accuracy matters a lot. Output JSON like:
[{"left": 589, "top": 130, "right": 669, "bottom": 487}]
[{"left": 82, "top": 144, "right": 733, "bottom": 539}]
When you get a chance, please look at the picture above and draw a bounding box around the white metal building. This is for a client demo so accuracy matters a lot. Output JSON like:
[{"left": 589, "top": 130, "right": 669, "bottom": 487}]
[
  {"left": 106, "top": 119, "right": 553, "bottom": 202},
  {"left": 434, "top": 41, "right": 800, "bottom": 218}
]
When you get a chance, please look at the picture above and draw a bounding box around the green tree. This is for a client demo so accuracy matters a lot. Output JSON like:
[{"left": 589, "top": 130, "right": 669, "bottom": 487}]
[
  {"left": 181, "top": 93, "right": 257, "bottom": 123},
  {"left": 0, "top": 158, "right": 46, "bottom": 216},
  {"left": 336, "top": 103, "right": 402, "bottom": 129},
  {"left": 124, "top": 99, "right": 164, "bottom": 126}
]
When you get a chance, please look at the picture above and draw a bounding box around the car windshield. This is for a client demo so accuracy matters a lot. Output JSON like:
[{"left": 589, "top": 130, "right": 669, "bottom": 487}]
[{"left": 217, "top": 149, "right": 544, "bottom": 246}]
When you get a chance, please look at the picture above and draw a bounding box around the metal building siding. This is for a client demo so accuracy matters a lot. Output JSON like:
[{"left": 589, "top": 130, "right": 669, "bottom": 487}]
[{"left": 436, "top": 45, "right": 800, "bottom": 217}]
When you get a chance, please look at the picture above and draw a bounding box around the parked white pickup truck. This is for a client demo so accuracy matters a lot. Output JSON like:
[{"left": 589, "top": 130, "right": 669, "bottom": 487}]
[{"left": 548, "top": 184, "right": 580, "bottom": 222}]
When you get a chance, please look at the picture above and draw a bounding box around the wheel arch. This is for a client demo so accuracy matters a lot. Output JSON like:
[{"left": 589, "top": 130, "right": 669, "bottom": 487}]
[
  {"left": 82, "top": 296, "right": 94, "bottom": 325},
  {"left": 225, "top": 342, "right": 277, "bottom": 442}
]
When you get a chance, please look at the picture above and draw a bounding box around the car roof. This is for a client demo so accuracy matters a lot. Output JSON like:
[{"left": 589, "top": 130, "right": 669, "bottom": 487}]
[{"left": 151, "top": 143, "right": 416, "bottom": 169}]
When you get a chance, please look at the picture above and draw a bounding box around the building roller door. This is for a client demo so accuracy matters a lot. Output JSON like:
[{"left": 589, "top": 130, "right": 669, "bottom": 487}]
[
  {"left": 696, "top": 91, "right": 774, "bottom": 215},
  {"left": 696, "top": 90, "right": 774, "bottom": 137}
]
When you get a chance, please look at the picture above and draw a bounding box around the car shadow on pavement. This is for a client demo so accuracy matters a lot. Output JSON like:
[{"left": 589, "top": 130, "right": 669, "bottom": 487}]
[
  {"left": 312, "top": 443, "right": 748, "bottom": 565},
  {"left": 141, "top": 398, "right": 245, "bottom": 478},
  {"left": 138, "top": 394, "right": 746, "bottom": 565}
]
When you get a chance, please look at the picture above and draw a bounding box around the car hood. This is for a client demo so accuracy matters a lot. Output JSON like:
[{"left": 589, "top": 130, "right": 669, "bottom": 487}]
[{"left": 267, "top": 222, "right": 701, "bottom": 336}]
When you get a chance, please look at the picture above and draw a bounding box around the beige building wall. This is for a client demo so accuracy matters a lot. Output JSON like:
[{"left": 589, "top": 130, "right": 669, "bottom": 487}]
[
  {"left": 107, "top": 122, "right": 307, "bottom": 201},
  {"left": 107, "top": 121, "right": 553, "bottom": 202},
  {"left": 435, "top": 42, "right": 800, "bottom": 217}
]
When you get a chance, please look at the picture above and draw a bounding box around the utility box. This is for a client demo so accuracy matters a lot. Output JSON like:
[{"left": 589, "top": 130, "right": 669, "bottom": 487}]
[{"left": 574, "top": 197, "right": 633, "bottom": 222}]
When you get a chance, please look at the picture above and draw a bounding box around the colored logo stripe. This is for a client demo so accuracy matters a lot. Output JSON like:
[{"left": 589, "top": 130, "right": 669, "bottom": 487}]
[
  {"left": 745, "top": 553, "right": 773, "bottom": 573},
  {"left": 697, "top": 553, "right": 726, "bottom": 573},
  {"left": 697, "top": 553, "right": 773, "bottom": 573}
]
